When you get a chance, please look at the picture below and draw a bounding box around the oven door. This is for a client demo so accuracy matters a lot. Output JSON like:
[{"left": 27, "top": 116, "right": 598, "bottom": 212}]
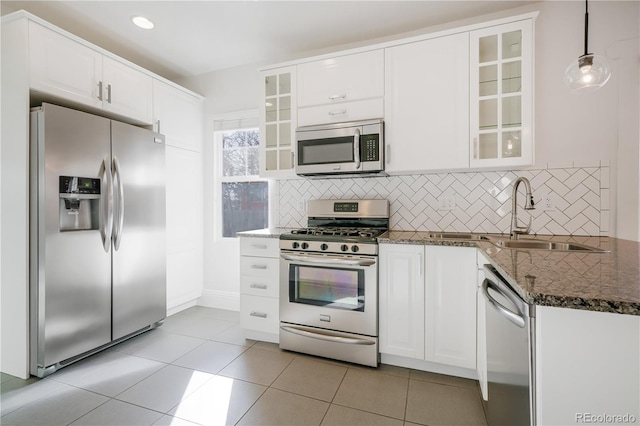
[{"left": 279, "top": 250, "right": 377, "bottom": 337}]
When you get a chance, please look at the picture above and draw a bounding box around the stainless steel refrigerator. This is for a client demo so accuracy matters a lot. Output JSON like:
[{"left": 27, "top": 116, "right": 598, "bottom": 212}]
[{"left": 30, "top": 103, "right": 166, "bottom": 378}]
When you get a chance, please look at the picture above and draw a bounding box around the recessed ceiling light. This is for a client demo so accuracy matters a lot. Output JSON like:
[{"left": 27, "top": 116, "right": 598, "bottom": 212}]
[{"left": 132, "top": 16, "right": 154, "bottom": 30}]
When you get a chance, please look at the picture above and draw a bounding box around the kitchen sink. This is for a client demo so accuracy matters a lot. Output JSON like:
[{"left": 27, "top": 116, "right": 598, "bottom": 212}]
[
  {"left": 425, "top": 232, "right": 609, "bottom": 252},
  {"left": 428, "top": 232, "right": 490, "bottom": 240},
  {"left": 490, "top": 238, "right": 609, "bottom": 252}
]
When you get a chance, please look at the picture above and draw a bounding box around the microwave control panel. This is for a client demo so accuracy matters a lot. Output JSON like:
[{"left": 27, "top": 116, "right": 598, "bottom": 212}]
[{"left": 361, "top": 134, "right": 379, "bottom": 162}]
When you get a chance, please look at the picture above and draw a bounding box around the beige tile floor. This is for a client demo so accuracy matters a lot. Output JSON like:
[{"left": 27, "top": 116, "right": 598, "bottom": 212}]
[{"left": 0, "top": 306, "right": 487, "bottom": 425}]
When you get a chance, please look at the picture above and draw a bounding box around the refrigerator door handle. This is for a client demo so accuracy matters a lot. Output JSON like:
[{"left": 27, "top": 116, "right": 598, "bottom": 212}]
[
  {"left": 100, "top": 157, "right": 113, "bottom": 252},
  {"left": 112, "top": 157, "right": 124, "bottom": 250}
]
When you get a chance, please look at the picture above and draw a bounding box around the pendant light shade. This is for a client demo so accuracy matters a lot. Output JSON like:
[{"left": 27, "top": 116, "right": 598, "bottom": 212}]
[{"left": 564, "top": 0, "right": 612, "bottom": 93}]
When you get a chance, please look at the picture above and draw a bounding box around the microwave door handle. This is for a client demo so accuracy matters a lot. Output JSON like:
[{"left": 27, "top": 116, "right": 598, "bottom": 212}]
[{"left": 354, "top": 129, "right": 361, "bottom": 169}]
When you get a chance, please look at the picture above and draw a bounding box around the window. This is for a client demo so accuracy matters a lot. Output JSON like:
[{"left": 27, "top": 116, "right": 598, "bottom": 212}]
[{"left": 217, "top": 126, "right": 270, "bottom": 238}]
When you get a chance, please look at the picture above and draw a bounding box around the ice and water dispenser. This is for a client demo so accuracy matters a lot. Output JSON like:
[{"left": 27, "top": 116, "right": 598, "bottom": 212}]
[{"left": 59, "top": 176, "right": 100, "bottom": 231}]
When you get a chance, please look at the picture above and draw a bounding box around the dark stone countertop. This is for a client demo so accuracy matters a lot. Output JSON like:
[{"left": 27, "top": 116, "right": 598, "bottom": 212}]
[{"left": 379, "top": 231, "right": 640, "bottom": 316}]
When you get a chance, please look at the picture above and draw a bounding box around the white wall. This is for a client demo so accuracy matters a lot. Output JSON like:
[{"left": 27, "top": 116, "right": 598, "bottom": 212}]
[
  {"left": 531, "top": 1, "right": 639, "bottom": 240},
  {"left": 178, "top": 1, "right": 640, "bottom": 309}
]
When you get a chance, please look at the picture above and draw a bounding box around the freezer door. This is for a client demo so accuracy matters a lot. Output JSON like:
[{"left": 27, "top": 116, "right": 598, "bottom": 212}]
[
  {"left": 111, "top": 121, "right": 166, "bottom": 340},
  {"left": 31, "top": 103, "right": 112, "bottom": 372}
]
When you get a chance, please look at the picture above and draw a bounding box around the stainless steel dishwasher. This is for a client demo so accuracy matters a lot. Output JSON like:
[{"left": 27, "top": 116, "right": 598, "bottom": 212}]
[{"left": 482, "top": 265, "right": 536, "bottom": 426}]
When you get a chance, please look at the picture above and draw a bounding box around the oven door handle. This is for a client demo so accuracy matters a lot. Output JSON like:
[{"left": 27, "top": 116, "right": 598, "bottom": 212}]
[
  {"left": 281, "top": 325, "right": 376, "bottom": 345},
  {"left": 281, "top": 253, "right": 376, "bottom": 266}
]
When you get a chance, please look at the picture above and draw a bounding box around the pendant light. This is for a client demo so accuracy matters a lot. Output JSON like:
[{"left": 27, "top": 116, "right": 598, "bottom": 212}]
[{"left": 564, "top": 0, "right": 612, "bottom": 93}]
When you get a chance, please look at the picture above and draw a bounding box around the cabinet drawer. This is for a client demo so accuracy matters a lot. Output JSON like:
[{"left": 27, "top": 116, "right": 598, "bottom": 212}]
[
  {"left": 240, "top": 256, "right": 279, "bottom": 280},
  {"left": 298, "top": 98, "right": 384, "bottom": 127},
  {"left": 297, "top": 50, "right": 384, "bottom": 107},
  {"left": 241, "top": 274, "right": 279, "bottom": 298},
  {"left": 240, "top": 237, "right": 279, "bottom": 257},
  {"left": 240, "top": 295, "right": 279, "bottom": 334}
]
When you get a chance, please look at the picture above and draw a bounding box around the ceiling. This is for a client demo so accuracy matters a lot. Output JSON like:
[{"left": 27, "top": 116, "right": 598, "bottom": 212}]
[{"left": 1, "top": 1, "right": 538, "bottom": 81}]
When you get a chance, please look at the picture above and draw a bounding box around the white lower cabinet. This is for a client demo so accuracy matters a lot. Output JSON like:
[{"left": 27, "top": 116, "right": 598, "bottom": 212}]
[
  {"left": 239, "top": 237, "right": 280, "bottom": 343},
  {"left": 424, "top": 246, "right": 477, "bottom": 369},
  {"left": 379, "top": 244, "right": 425, "bottom": 358},
  {"left": 379, "top": 244, "right": 477, "bottom": 374},
  {"left": 535, "top": 306, "right": 640, "bottom": 425}
]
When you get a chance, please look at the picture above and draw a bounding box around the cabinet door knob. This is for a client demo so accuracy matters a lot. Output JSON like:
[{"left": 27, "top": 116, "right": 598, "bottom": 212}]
[
  {"left": 328, "top": 93, "right": 347, "bottom": 101},
  {"left": 97, "top": 81, "right": 103, "bottom": 101},
  {"left": 250, "top": 311, "right": 267, "bottom": 318},
  {"left": 328, "top": 109, "right": 347, "bottom": 117},
  {"left": 106, "top": 84, "right": 112, "bottom": 104},
  {"left": 473, "top": 137, "right": 478, "bottom": 159}
]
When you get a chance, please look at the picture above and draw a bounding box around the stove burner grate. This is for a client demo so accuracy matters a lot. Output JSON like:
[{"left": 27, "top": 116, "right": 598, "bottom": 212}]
[{"left": 289, "top": 227, "right": 383, "bottom": 239}]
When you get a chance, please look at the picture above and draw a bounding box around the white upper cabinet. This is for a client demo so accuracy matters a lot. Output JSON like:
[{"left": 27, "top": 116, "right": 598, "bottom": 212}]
[
  {"left": 385, "top": 33, "right": 470, "bottom": 173},
  {"left": 297, "top": 49, "right": 384, "bottom": 107},
  {"left": 101, "top": 56, "right": 152, "bottom": 124},
  {"left": 29, "top": 21, "right": 103, "bottom": 110},
  {"left": 259, "top": 66, "right": 297, "bottom": 178},
  {"left": 469, "top": 19, "right": 533, "bottom": 168},
  {"left": 152, "top": 79, "right": 203, "bottom": 152},
  {"left": 28, "top": 21, "right": 153, "bottom": 124},
  {"left": 297, "top": 50, "right": 384, "bottom": 126}
]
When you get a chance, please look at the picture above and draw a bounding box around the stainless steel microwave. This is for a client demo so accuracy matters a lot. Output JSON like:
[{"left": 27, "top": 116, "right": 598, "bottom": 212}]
[{"left": 295, "top": 119, "right": 384, "bottom": 177}]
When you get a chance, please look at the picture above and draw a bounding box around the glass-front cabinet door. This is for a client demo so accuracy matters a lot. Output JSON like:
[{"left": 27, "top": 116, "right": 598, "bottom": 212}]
[
  {"left": 259, "top": 66, "right": 297, "bottom": 178},
  {"left": 470, "top": 20, "right": 533, "bottom": 168}
]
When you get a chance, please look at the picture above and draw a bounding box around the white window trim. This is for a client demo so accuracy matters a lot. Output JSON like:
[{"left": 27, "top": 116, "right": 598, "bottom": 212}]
[{"left": 213, "top": 110, "right": 273, "bottom": 240}]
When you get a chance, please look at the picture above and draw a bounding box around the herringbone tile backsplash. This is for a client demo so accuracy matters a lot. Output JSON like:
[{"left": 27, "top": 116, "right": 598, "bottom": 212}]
[{"left": 277, "top": 165, "right": 609, "bottom": 236}]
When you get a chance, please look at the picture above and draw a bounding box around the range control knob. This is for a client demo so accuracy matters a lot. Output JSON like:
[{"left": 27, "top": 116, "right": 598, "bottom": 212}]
[
  {"left": 292, "top": 242, "right": 299, "bottom": 249},
  {"left": 351, "top": 245, "right": 359, "bottom": 253},
  {"left": 320, "top": 243, "right": 329, "bottom": 251},
  {"left": 301, "top": 242, "right": 309, "bottom": 250},
  {"left": 340, "top": 244, "right": 349, "bottom": 252}
]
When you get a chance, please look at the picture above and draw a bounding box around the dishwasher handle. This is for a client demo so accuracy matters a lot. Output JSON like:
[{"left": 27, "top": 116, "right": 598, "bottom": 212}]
[{"left": 482, "top": 278, "right": 526, "bottom": 328}]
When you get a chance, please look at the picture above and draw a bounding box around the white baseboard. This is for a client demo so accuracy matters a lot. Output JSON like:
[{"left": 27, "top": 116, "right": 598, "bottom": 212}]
[
  {"left": 244, "top": 330, "right": 279, "bottom": 344},
  {"left": 167, "top": 299, "right": 198, "bottom": 317},
  {"left": 197, "top": 289, "right": 240, "bottom": 311},
  {"left": 380, "top": 353, "right": 479, "bottom": 380}
]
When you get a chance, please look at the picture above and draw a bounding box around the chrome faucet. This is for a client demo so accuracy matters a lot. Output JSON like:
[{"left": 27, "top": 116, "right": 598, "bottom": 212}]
[{"left": 510, "top": 177, "right": 535, "bottom": 239}]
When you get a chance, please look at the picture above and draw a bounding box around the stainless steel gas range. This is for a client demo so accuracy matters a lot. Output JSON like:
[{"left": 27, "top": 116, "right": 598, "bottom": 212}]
[{"left": 279, "top": 199, "right": 389, "bottom": 367}]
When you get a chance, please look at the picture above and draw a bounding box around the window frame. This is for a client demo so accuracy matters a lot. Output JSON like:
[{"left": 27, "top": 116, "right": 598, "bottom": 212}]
[{"left": 213, "top": 113, "right": 273, "bottom": 241}]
